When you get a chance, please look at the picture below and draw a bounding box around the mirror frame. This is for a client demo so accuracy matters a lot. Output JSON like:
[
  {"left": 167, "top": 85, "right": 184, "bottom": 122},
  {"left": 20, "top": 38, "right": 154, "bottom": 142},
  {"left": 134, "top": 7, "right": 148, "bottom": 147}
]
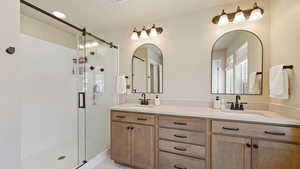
[
  {"left": 131, "top": 43, "right": 164, "bottom": 94},
  {"left": 210, "top": 30, "right": 264, "bottom": 95}
]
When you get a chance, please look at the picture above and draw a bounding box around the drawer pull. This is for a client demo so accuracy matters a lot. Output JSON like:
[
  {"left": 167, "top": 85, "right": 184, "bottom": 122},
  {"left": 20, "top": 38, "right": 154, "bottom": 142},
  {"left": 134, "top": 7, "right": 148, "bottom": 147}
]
[
  {"left": 174, "top": 122, "right": 187, "bottom": 126},
  {"left": 222, "top": 127, "right": 240, "bottom": 131},
  {"left": 137, "top": 118, "right": 147, "bottom": 121},
  {"left": 174, "top": 146, "right": 187, "bottom": 151},
  {"left": 116, "top": 115, "right": 126, "bottom": 119},
  {"left": 174, "top": 134, "right": 188, "bottom": 139},
  {"left": 174, "top": 165, "right": 187, "bottom": 169},
  {"left": 264, "top": 131, "right": 286, "bottom": 136}
]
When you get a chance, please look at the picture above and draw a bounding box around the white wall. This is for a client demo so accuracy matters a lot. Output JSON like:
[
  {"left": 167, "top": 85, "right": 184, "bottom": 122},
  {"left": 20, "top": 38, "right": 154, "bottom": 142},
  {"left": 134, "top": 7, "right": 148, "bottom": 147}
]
[
  {"left": 0, "top": 0, "right": 21, "bottom": 169},
  {"left": 20, "top": 34, "right": 78, "bottom": 169},
  {"left": 269, "top": 0, "right": 300, "bottom": 116},
  {"left": 100, "top": 0, "right": 270, "bottom": 108}
]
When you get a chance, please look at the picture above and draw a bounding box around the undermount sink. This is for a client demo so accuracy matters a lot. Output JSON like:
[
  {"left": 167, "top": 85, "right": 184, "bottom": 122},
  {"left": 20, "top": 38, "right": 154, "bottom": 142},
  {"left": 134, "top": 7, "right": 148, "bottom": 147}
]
[
  {"left": 221, "top": 109, "right": 268, "bottom": 117},
  {"left": 127, "top": 104, "right": 156, "bottom": 109}
]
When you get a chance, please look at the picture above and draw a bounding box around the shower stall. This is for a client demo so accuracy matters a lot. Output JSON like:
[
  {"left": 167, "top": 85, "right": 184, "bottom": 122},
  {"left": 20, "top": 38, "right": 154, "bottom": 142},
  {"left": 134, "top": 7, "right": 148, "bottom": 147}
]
[{"left": 20, "top": 1, "right": 119, "bottom": 169}]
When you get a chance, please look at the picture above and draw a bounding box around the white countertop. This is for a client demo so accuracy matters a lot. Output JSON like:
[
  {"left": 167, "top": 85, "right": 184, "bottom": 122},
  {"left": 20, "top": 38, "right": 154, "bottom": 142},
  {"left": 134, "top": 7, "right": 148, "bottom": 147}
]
[{"left": 111, "top": 104, "right": 300, "bottom": 126}]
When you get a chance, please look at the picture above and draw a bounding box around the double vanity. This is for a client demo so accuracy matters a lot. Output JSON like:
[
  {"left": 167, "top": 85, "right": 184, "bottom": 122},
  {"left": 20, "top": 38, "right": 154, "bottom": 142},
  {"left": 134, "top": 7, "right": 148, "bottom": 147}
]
[
  {"left": 111, "top": 29, "right": 300, "bottom": 169},
  {"left": 110, "top": 104, "right": 300, "bottom": 169}
]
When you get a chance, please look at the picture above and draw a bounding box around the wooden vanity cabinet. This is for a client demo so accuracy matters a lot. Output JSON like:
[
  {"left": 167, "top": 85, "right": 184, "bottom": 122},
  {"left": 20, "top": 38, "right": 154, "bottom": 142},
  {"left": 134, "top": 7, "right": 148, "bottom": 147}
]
[
  {"left": 252, "top": 139, "right": 300, "bottom": 169},
  {"left": 111, "top": 110, "right": 300, "bottom": 169},
  {"left": 212, "top": 120, "right": 300, "bottom": 169},
  {"left": 111, "top": 122, "right": 131, "bottom": 166},
  {"left": 131, "top": 123, "right": 155, "bottom": 169},
  {"left": 111, "top": 111, "right": 155, "bottom": 169},
  {"left": 158, "top": 115, "right": 209, "bottom": 169},
  {"left": 212, "top": 135, "right": 251, "bottom": 169}
]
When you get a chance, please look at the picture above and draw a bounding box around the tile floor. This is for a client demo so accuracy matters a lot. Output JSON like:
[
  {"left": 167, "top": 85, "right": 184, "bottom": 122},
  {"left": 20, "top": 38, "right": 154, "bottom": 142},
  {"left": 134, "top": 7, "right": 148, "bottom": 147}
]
[{"left": 93, "top": 158, "right": 133, "bottom": 169}]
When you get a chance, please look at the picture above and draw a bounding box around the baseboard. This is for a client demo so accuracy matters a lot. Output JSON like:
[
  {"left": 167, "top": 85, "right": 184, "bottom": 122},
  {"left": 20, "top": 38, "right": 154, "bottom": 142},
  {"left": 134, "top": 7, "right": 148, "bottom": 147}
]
[{"left": 79, "top": 149, "right": 110, "bottom": 169}]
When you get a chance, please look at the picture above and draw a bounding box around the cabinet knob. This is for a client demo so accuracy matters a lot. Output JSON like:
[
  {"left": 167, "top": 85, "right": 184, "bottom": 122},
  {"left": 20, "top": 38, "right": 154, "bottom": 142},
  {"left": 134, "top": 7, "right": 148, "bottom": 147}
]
[
  {"left": 253, "top": 144, "right": 259, "bottom": 149},
  {"left": 127, "top": 127, "right": 134, "bottom": 130},
  {"left": 246, "top": 143, "right": 252, "bottom": 148},
  {"left": 6, "top": 47, "right": 15, "bottom": 55}
]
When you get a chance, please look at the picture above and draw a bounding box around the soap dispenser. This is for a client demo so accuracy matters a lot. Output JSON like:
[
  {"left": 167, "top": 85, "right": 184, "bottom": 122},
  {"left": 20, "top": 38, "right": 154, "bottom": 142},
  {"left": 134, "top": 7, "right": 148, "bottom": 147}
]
[
  {"left": 214, "top": 96, "right": 221, "bottom": 109},
  {"left": 155, "top": 95, "right": 160, "bottom": 106}
]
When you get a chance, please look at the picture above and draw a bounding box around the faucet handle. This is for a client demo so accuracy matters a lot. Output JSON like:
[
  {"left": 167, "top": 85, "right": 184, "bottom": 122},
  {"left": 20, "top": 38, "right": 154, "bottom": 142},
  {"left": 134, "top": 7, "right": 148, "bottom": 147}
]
[
  {"left": 227, "top": 102, "right": 234, "bottom": 110},
  {"left": 240, "top": 102, "right": 248, "bottom": 110}
]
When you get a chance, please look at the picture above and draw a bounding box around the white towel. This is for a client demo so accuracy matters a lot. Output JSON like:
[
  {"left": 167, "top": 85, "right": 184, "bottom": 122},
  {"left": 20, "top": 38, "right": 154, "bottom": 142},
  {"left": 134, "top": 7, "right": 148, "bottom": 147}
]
[
  {"left": 117, "top": 75, "right": 127, "bottom": 94},
  {"left": 269, "top": 65, "right": 289, "bottom": 99}
]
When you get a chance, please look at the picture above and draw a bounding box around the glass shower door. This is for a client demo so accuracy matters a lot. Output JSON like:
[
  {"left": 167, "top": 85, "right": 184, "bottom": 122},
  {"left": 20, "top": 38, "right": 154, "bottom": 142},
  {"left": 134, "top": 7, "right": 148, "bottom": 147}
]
[{"left": 77, "top": 34, "right": 118, "bottom": 163}]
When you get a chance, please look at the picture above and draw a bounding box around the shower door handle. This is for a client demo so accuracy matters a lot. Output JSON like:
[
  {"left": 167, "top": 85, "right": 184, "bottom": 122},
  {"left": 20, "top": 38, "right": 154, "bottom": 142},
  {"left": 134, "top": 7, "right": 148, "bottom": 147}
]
[{"left": 78, "top": 92, "right": 86, "bottom": 108}]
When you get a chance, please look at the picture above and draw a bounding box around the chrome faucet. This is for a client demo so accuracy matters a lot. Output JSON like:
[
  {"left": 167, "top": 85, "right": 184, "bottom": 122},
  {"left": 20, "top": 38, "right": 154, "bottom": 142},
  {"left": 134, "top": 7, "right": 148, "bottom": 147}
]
[
  {"left": 139, "top": 93, "right": 150, "bottom": 105},
  {"left": 227, "top": 95, "right": 247, "bottom": 110}
]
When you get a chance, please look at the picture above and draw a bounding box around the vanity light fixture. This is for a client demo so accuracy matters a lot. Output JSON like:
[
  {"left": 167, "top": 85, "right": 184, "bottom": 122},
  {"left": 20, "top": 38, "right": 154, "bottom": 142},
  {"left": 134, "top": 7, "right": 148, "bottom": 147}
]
[
  {"left": 212, "top": 2, "right": 264, "bottom": 25},
  {"left": 218, "top": 10, "right": 229, "bottom": 26},
  {"left": 249, "top": 3, "right": 264, "bottom": 21},
  {"left": 233, "top": 6, "right": 246, "bottom": 23},
  {"left": 150, "top": 24, "right": 158, "bottom": 37},
  {"left": 140, "top": 26, "right": 149, "bottom": 39},
  {"left": 130, "top": 25, "right": 163, "bottom": 40},
  {"left": 131, "top": 28, "right": 139, "bottom": 40}
]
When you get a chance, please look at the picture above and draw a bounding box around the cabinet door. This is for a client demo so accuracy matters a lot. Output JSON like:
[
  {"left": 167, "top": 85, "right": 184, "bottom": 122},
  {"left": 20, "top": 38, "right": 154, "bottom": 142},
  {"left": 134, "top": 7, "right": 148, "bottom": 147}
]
[
  {"left": 132, "top": 124, "right": 155, "bottom": 169},
  {"left": 111, "top": 122, "right": 131, "bottom": 165},
  {"left": 212, "top": 135, "right": 251, "bottom": 169},
  {"left": 252, "top": 139, "right": 300, "bottom": 169}
]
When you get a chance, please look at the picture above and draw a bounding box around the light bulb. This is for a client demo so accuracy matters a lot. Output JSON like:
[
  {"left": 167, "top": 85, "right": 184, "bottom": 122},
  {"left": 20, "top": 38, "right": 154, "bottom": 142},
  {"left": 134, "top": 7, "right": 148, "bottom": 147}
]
[
  {"left": 150, "top": 25, "right": 158, "bottom": 37},
  {"left": 249, "top": 3, "right": 263, "bottom": 21},
  {"left": 140, "top": 27, "right": 148, "bottom": 39},
  {"left": 218, "top": 10, "right": 229, "bottom": 26},
  {"left": 233, "top": 6, "right": 246, "bottom": 23},
  {"left": 131, "top": 31, "right": 139, "bottom": 40}
]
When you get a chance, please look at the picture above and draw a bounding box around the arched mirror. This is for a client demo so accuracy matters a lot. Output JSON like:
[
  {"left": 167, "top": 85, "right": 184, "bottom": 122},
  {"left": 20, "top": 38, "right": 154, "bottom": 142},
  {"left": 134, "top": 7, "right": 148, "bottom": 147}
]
[
  {"left": 211, "top": 30, "right": 263, "bottom": 95},
  {"left": 132, "top": 44, "right": 163, "bottom": 93}
]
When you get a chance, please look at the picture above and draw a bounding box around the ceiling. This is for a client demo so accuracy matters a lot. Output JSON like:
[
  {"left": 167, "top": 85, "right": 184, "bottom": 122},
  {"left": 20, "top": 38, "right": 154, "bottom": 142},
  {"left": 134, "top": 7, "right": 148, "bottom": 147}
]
[{"left": 21, "top": 0, "right": 239, "bottom": 34}]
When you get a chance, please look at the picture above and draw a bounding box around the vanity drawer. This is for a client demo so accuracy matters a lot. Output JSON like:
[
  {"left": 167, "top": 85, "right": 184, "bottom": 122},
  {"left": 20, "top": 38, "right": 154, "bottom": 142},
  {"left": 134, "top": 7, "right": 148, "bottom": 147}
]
[
  {"left": 130, "top": 113, "right": 155, "bottom": 125},
  {"left": 212, "top": 120, "right": 300, "bottom": 143},
  {"left": 111, "top": 111, "right": 131, "bottom": 122},
  {"left": 159, "top": 140, "right": 205, "bottom": 159},
  {"left": 159, "top": 128, "right": 206, "bottom": 145},
  {"left": 111, "top": 111, "right": 155, "bottom": 125},
  {"left": 159, "top": 116, "right": 206, "bottom": 131},
  {"left": 159, "top": 151, "right": 205, "bottom": 169}
]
